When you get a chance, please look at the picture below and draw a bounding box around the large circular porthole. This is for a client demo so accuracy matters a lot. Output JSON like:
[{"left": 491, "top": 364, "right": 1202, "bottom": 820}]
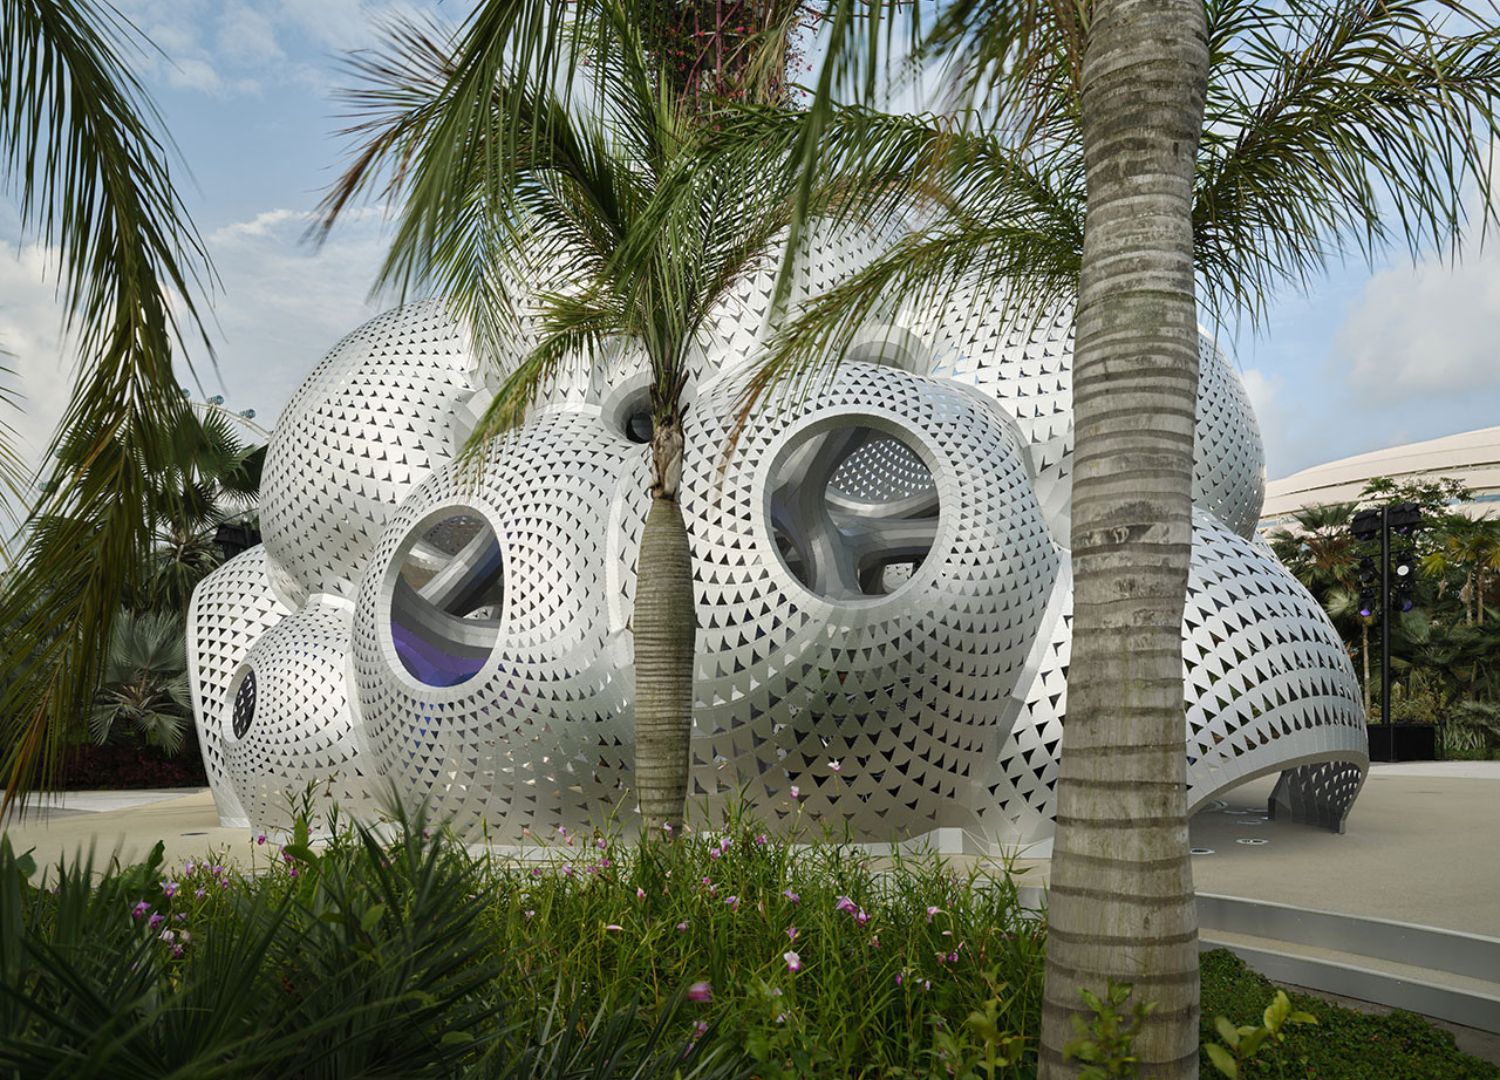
[
  {"left": 768, "top": 423, "right": 941, "bottom": 600},
  {"left": 388, "top": 510, "right": 503, "bottom": 687}
]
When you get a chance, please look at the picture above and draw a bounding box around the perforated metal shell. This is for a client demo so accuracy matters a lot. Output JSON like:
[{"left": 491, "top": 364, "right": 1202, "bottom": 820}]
[
  {"left": 678, "top": 363, "right": 1059, "bottom": 835},
  {"left": 350, "top": 408, "right": 645, "bottom": 836},
  {"left": 190, "top": 235, "right": 1362, "bottom": 841},
  {"left": 259, "top": 300, "right": 481, "bottom": 605},
  {"left": 186, "top": 546, "right": 290, "bottom": 826},
  {"left": 981, "top": 510, "right": 1367, "bottom": 843},
  {"left": 222, "top": 596, "right": 369, "bottom": 831}
]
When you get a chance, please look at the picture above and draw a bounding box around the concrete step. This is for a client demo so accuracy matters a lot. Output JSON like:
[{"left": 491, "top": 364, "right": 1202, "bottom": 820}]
[{"left": 1197, "top": 893, "right": 1500, "bottom": 1034}]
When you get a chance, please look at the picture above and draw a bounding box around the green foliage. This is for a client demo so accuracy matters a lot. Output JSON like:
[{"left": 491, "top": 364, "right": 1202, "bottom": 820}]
[
  {"left": 87, "top": 608, "right": 192, "bottom": 754},
  {"left": 1204, "top": 989, "right": 1317, "bottom": 1078},
  {"left": 0, "top": 0, "right": 214, "bottom": 811},
  {"left": 1200, "top": 949, "right": 1500, "bottom": 1079},
  {"left": 2, "top": 816, "right": 1494, "bottom": 1078},
  {"left": 1061, "top": 980, "right": 1156, "bottom": 1079}
]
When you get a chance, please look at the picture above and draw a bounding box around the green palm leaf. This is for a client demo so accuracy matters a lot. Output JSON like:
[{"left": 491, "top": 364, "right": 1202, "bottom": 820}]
[{"left": 0, "top": 0, "right": 213, "bottom": 811}]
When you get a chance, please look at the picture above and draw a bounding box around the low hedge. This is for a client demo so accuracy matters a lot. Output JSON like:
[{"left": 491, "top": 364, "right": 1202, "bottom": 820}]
[{"left": 1200, "top": 948, "right": 1498, "bottom": 1079}]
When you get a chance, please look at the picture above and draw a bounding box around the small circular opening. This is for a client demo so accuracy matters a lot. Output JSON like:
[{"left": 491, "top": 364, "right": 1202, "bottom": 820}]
[
  {"left": 768, "top": 424, "right": 940, "bottom": 600},
  {"left": 624, "top": 406, "right": 653, "bottom": 444},
  {"left": 231, "top": 668, "right": 256, "bottom": 739},
  {"left": 389, "top": 510, "right": 503, "bottom": 687}
]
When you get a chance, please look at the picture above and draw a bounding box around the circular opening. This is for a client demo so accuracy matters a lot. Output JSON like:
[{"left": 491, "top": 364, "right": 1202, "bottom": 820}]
[
  {"left": 624, "top": 405, "right": 653, "bottom": 444},
  {"left": 231, "top": 667, "right": 256, "bottom": 739},
  {"left": 768, "top": 424, "right": 940, "bottom": 600},
  {"left": 602, "top": 383, "right": 654, "bottom": 445},
  {"left": 389, "top": 510, "right": 503, "bottom": 687}
]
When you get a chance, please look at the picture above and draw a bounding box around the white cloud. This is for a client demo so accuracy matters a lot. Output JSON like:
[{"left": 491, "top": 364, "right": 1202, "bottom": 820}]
[
  {"left": 0, "top": 205, "right": 393, "bottom": 503},
  {"left": 1335, "top": 247, "right": 1500, "bottom": 405}
]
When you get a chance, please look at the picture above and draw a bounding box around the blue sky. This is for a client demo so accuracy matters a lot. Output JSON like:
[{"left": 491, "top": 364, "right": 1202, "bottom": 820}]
[{"left": 3, "top": 0, "right": 1498, "bottom": 484}]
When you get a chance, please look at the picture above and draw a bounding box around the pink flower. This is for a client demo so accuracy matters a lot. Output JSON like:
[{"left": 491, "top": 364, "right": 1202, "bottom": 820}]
[
  {"left": 636, "top": 887, "right": 646, "bottom": 901},
  {"left": 256, "top": 834, "right": 266, "bottom": 846},
  {"left": 725, "top": 895, "right": 739, "bottom": 911},
  {"left": 184, "top": 861, "right": 195, "bottom": 875},
  {"left": 854, "top": 908, "right": 870, "bottom": 927},
  {"left": 709, "top": 848, "right": 721, "bottom": 860},
  {"left": 926, "top": 905, "right": 941, "bottom": 922},
  {"left": 789, "top": 786, "right": 800, "bottom": 800},
  {"left": 692, "top": 1019, "right": 709, "bottom": 1040},
  {"left": 557, "top": 826, "right": 568, "bottom": 838},
  {"left": 677, "top": 921, "right": 689, "bottom": 932},
  {"left": 718, "top": 836, "right": 731, "bottom": 854},
  {"left": 786, "top": 926, "right": 798, "bottom": 941},
  {"left": 531, "top": 868, "right": 542, "bottom": 877},
  {"left": 869, "top": 934, "right": 880, "bottom": 948},
  {"left": 148, "top": 913, "right": 164, "bottom": 930},
  {"left": 783, "top": 950, "right": 801, "bottom": 973},
  {"left": 161, "top": 880, "right": 178, "bottom": 899},
  {"left": 596, "top": 837, "right": 607, "bottom": 850},
  {"left": 131, "top": 901, "right": 150, "bottom": 919},
  {"left": 687, "top": 981, "right": 712, "bottom": 1003},
  {"left": 923, "top": 979, "right": 932, "bottom": 991},
  {"left": 524, "top": 909, "right": 536, "bottom": 920},
  {"left": 755, "top": 834, "right": 767, "bottom": 847},
  {"left": 663, "top": 822, "right": 674, "bottom": 835},
  {"left": 171, "top": 944, "right": 184, "bottom": 958},
  {"left": 562, "top": 864, "right": 574, "bottom": 877},
  {"left": 828, "top": 760, "right": 841, "bottom": 773},
  {"left": 783, "top": 888, "right": 800, "bottom": 904},
  {"left": 895, "top": 973, "right": 903, "bottom": 986},
  {"left": 834, "top": 895, "right": 856, "bottom": 915},
  {"left": 605, "top": 924, "right": 623, "bottom": 932},
  {"left": 195, "top": 888, "right": 206, "bottom": 899}
]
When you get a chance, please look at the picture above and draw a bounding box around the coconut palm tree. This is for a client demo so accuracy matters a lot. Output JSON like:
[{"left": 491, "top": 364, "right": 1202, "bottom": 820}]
[
  {"left": 770, "top": 0, "right": 1500, "bottom": 1072},
  {"left": 316, "top": 0, "right": 823, "bottom": 832},
  {"left": 0, "top": 0, "right": 212, "bottom": 812}
]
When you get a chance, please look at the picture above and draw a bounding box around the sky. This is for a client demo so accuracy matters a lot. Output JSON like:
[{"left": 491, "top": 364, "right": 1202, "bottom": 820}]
[{"left": 3, "top": 0, "right": 1499, "bottom": 489}]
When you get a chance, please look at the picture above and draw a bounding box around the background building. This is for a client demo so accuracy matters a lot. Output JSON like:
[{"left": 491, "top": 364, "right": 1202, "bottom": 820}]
[{"left": 1262, "top": 426, "right": 1500, "bottom": 529}]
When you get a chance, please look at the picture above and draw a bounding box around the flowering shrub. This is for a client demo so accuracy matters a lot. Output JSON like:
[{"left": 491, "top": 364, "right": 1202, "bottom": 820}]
[{"left": 7, "top": 802, "right": 1479, "bottom": 1078}]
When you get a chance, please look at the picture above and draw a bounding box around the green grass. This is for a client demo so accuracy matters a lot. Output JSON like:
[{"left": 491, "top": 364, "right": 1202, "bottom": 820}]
[{"left": 0, "top": 804, "right": 1492, "bottom": 1078}]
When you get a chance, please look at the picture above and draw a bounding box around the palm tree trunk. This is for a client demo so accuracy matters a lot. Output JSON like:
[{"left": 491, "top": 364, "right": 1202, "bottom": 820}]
[
  {"left": 634, "top": 411, "right": 697, "bottom": 833},
  {"left": 1039, "top": 0, "right": 1209, "bottom": 1074}
]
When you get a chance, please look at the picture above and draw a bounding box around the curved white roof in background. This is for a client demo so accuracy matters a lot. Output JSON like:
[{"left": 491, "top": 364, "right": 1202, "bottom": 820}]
[{"left": 1262, "top": 425, "right": 1500, "bottom": 524}]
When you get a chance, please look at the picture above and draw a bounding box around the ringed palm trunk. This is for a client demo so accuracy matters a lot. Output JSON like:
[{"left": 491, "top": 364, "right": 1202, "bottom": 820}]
[
  {"left": 1039, "top": 0, "right": 1209, "bottom": 1075},
  {"left": 634, "top": 409, "right": 697, "bottom": 833}
]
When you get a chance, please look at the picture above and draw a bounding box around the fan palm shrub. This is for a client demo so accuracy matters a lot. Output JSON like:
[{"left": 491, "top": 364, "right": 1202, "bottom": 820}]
[
  {"left": 760, "top": 0, "right": 1500, "bottom": 1071},
  {"left": 0, "top": 0, "right": 213, "bottom": 811},
  {"left": 87, "top": 609, "right": 192, "bottom": 755}
]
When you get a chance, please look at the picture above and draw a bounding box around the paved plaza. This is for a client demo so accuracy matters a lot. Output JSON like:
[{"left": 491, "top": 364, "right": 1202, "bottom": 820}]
[{"left": 5, "top": 761, "right": 1495, "bottom": 937}]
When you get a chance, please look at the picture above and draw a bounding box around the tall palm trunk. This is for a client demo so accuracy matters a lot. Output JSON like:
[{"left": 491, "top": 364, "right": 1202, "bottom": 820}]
[
  {"left": 1039, "top": 0, "right": 1209, "bottom": 1074},
  {"left": 634, "top": 409, "right": 697, "bottom": 832}
]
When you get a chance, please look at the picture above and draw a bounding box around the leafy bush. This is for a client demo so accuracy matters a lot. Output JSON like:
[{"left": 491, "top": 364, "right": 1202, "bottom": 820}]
[{"left": 1200, "top": 949, "right": 1499, "bottom": 1079}]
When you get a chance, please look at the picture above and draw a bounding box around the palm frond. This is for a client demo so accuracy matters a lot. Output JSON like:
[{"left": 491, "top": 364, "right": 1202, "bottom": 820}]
[
  {"left": 0, "top": 0, "right": 213, "bottom": 810},
  {"left": 1194, "top": 0, "right": 1500, "bottom": 325}
]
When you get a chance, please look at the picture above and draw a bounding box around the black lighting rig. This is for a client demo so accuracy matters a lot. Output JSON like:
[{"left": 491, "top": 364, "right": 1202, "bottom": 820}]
[{"left": 1350, "top": 501, "right": 1423, "bottom": 731}]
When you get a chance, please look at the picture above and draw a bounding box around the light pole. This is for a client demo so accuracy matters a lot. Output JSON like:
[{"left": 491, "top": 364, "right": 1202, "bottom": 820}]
[{"left": 1351, "top": 500, "right": 1422, "bottom": 760}]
